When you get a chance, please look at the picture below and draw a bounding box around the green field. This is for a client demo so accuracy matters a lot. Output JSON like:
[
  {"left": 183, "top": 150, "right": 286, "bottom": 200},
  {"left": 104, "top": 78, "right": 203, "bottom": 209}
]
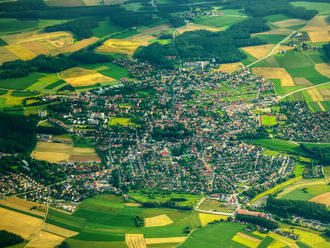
[
  {"left": 45, "top": 194, "right": 201, "bottom": 247},
  {"left": 264, "top": 14, "right": 291, "bottom": 22},
  {"left": 254, "top": 34, "right": 287, "bottom": 44},
  {"left": 261, "top": 115, "right": 277, "bottom": 126},
  {"left": 44, "top": 79, "right": 67, "bottom": 90},
  {"left": 291, "top": 1, "right": 330, "bottom": 13},
  {"left": 83, "top": 62, "right": 130, "bottom": 80},
  {"left": 252, "top": 138, "right": 300, "bottom": 153},
  {"left": 0, "top": 73, "right": 44, "bottom": 90},
  {"left": 280, "top": 184, "right": 330, "bottom": 201},
  {"left": 92, "top": 21, "right": 125, "bottom": 38},
  {"left": 194, "top": 14, "right": 246, "bottom": 29}
]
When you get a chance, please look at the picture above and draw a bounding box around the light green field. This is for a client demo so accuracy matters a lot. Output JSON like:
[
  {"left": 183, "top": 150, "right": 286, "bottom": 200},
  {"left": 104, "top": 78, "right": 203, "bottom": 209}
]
[
  {"left": 261, "top": 115, "right": 277, "bottom": 126},
  {"left": 291, "top": 1, "right": 330, "bottom": 13},
  {"left": 194, "top": 13, "right": 246, "bottom": 29},
  {"left": 0, "top": 73, "right": 44, "bottom": 90},
  {"left": 280, "top": 183, "right": 330, "bottom": 201},
  {"left": 108, "top": 117, "right": 138, "bottom": 127}
]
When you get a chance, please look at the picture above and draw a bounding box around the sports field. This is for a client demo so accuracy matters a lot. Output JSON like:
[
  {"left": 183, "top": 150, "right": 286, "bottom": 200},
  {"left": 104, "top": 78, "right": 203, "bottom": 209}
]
[{"left": 261, "top": 115, "right": 277, "bottom": 126}]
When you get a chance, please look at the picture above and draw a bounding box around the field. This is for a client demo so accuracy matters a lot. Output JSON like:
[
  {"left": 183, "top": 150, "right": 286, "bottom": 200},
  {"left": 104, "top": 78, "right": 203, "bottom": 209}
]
[
  {"left": 279, "top": 181, "right": 329, "bottom": 201},
  {"left": 231, "top": 232, "right": 261, "bottom": 248},
  {"left": 198, "top": 213, "right": 229, "bottom": 227},
  {"left": 290, "top": 1, "right": 330, "bottom": 13},
  {"left": 309, "top": 192, "right": 330, "bottom": 207},
  {"left": 198, "top": 198, "right": 236, "bottom": 213},
  {"left": 281, "top": 228, "right": 330, "bottom": 248},
  {"left": 145, "top": 214, "right": 174, "bottom": 227},
  {"left": 109, "top": 117, "right": 139, "bottom": 127},
  {"left": 253, "top": 67, "right": 295, "bottom": 86},
  {"left": 176, "top": 23, "right": 222, "bottom": 35},
  {"left": 242, "top": 44, "right": 293, "bottom": 59},
  {"left": 59, "top": 67, "right": 116, "bottom": 87},
  {"left": 83, "top": 62, "right": 130, "bottom": 80},
  {"left": 218, "top": 62, "right": 243, "bottom": 73},
  {"left": 273, "top": 19, "right": 307, "bottom": 28},
  {"left": 96, "top": 39, "right": 141, "bottom": 55},
  {"left": 261, "top": 115, "right": 277, "bottom": 126},
  {"left": 31, "top": 141, "right": 101, "bottom": 163},
  {"left": 315, "top": 63, "right": 330, "bottom": 78},
  {"left": 125, "top": 234, "right": 146, "bottom": 248},
  {"left": 0, "top": 197, "right": 46, "bottom": 217},
  {"left": 252, "top": 34, "right": 287, "bottom": 44},
  {"left": 0, "top": 72, "right": 44, "bottom": 90}
]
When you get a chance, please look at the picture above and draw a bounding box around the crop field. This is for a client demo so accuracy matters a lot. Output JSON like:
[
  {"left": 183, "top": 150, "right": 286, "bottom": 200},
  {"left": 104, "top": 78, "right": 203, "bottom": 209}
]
[
  {"left": 242, "top": 44, "right": 294, "bottom": 59},
  {"left": 176, "top": 23, "right": 222, "bottom": 35},
  {"left": 194, "top": 13, "right": 247, "bottom": 29},
  {"left": 218, "top": 62, "right": 243, "bottom": 73},
  {"left": 31, "top": 141, "right": 100, "bottom": 163},
  {"left": 0, "top": 18, "right": 38, "bottom": 35},
  {"left": 198, "top": 199, "right": 236, "bottom": 213},
  {"left": 0, "top": 207, "right": 43, "bottom": 240},
  {"left": 0, "top": 197, "right": 46, "bottom": 217},
  {"left": 145, "top": 237, "right": 186, "bottom": 245},
  {"left": 252, "top": 34, "right": 287, "bottom": 44},
  {"left": 59, "top": 37, "right": 99, "bottom": 53},
  {"left": 26, "top": 231, "right": 67, "bottom": 248},
  {"left": 309, "top": 192, "right": 330, "bottom": 207},
  {"left": 231, "top": 232, "right": 261, "bottom": 248},
  {"left": 198, "top": 213, "right": 229, "bottom": 227},
  {"left": 253, "top": 67, "right": 295, "bottom": 86},
  {"left": 126, "top": 234, "right": 146, "bottom": 248},
  {"left": 293, "top": 77, "right": 313, "bottom": 86},
  {"left": 96, "top": 39, "right": 140, "bottom": 55},
  {"left": 0, "top": 46, "right": 19, "bottom": 64},
  {"left": 281, "top": 228, "right": 330, "bottom": 248},
  {"left": 302, "top": 16, "right": 329, "bottom": 32},
  {"left": 272, "top": 19, "right": 307, "bottom": 28},
  {"left": 59, "top": 67, "right": 115, "bottom": 87},
  {"left": 315, "top": 63, "right": 330, "bottom": 78},
  {"left": 145, "top": 214, "right": 174, "bottom": 227},
  {"left": 308, "top": 31, "right": 330, "bottom": 43},
  {"left": 83, "top": 62, "right": 130, "bottom": 80},
  {"left": 263, "top": 14, "right": 291, "bottom": 23},
  {"left": 5, "top": 44, "right": 35, "bottom": 60}
]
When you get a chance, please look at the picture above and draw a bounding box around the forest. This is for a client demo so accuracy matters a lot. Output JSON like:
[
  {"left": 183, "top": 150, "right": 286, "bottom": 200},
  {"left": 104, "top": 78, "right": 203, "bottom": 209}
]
[
  {"left": 323, "top": 42, "right": 330, "bottom": 59},
  {"left": 266, "top": 196, "right": 330, "bottom": 222},
  {"left": 236, "top": 214, "right": 279, "bottom": 229},
  {"left": 0, "top": 230, "right": 24, "bottom": 247}
]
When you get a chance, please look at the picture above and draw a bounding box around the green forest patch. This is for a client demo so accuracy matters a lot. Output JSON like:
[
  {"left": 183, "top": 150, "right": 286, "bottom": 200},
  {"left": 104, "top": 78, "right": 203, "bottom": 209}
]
[{"left": 92, "top": 21, "right": 125, "bottom": 38}]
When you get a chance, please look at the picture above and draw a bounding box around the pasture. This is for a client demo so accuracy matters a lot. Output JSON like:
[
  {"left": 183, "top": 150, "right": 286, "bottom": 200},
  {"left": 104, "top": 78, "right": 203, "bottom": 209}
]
[
  {"left": 290, "top": 1, "right": 330, "bottom": 13},
  {"left": 253, "top": 34, "right": 287, "bottom": 44},
  {"left": 194, "top": 15, "right": 246, "bottom": 29},
  {"left": 96, "top": 39, "right": 140, "bottom": 55},
  {"left": 0, "top": 73, "right": 44, "bottom": 90}
]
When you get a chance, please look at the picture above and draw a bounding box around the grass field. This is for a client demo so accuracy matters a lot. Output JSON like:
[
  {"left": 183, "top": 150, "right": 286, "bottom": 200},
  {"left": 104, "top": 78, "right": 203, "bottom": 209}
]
[
  {"left": 263, "top": 14, "right": 291, "bottom": 23},
  {"left": 261, "top": 115, "right": 277, "bottom": 126},
  {"left": 0, "top": 73, "right": 44, "bottom": 90},
  {"left": 0, "top": 18, "right": 39, "bottom": 35},
  {"left": 218, "top": 62, "right": 243, "bottom": 73},
  {"left": 83, "top": 62, "right": 130, "bottom": 80},
  {"left": 290, "top": 1, "right": 330, "bottom": 13},
  {"left": 253, "top": 34, "right": 287, "bottom": 44},
  {"left": 194, "top": 15, "right": 246, "bottom": 29},
  {"left": 280, "top": 182, "right": 330, "bottom": 202},
  {"left": 92, "top": 21, "right": 125, "bottom": 38}
]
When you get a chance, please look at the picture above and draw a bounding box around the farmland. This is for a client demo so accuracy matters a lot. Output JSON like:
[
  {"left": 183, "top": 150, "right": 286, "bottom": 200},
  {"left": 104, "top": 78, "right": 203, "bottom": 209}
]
[
  {"left": 97, "top": 39, "right": 141, "bottom": 55},
  {"left": 198, "top": 198, "right": 237, "bottom": 213},
  {"left": 198, "top": 213, "right": 229, "bottom": 227}
]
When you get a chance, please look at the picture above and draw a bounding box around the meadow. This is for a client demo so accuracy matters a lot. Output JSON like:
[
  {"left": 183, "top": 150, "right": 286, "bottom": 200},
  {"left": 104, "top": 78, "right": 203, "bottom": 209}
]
[
  {"left": 261, "top": 115, "right": 277, "bottom": 126},
  {"left": 290, "top": 1, "right": 330, "bottom": 13},
  {"left": 0, "top": 73, "right": 44, "bottom": 90},
  {"left": 279, "top": 183, "right": 330, "bottom": 202},
  {"left": 194, "top": 14, "right": 246, "bottom": 29}
]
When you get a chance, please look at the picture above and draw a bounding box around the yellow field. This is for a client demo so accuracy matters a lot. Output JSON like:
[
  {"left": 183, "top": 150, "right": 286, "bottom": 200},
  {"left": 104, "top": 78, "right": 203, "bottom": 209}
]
[
  {"left": 0, "top": 46, "right": 19, "bottom": 64},
  {"left": 97, "top": 39, "right": 140, "bottom": 55},
  {"left": 125, "top": 234, "right": 147, "bottom": 248},
  {"left": 309, "top": 192, "right": 330, "bottom": 207},
  {"left": 176, "top": 23, "right": 222, "bottom": 35},
  {"left": 46, "top": 0, "right": 85, "bottom": 6},
  {"left": 59, "top": 36, "right": 99, "bottom": 53},
  {"left": 302, "top": 16, "right": 329, "bottom": 32},
  {"left": 145, "top": 237, "right": 186, "bottom": 245},
  {"left": 83, "top": 0, "right": 127, "bottom": 5},
  {"left": 315, "top": 63, "right": 330, "bottom": 78},
  {"left": 232, "top": 232, "right": 261, "bottom": 248},
  {"left": 251, "top": 29, "right": 291, "bottom": 36},
  {"left": 293, "top": 78, "right": 313, "bottom": 86},
  {"left": 242, "top": 44, "right": 294, "bottom": 59},
  {"left": 218, "top": 62, "right": 243, "bottom": 73},
  {"left": 0, "top": 197, "right": 46, "bottom": 217},
  {"left": 281, "top": 229, "right": 329, "bottom": 248},
  {"left": 308, "top": 31, "right": 330, "bottom": 43},
  {"left": 141, "top": 24, "right": 171, "bottom": 35},
  {"left": 26, "top": 231, "right": 64, "bottom": 248},
  {"left": 124, "top": 203, "right": 142, "bottom": 207},
  {"left": 252, "top": 67, "right": 295, "bottom": 86},
  {"left": 125, "top": 33, "right": 155, "bottom": 46},
  {"left": 0, "top": 207, "right": 43, "bottom": 240},
  {"left": 307, "top": 88, "right": 324, "bottom": 102},
  {"left": 5, "top": 44, "right": 35, "bottom": 60},
  {"left": 43, "top": 223, "right": 78, "bottom": 237},
  {"left": 59, "top": 67, "right": 115, "bottom": 87},
  {"left": 198, "top": 213, "right": 229, "bottom": 227},
  {"left": 268, "top": 239, "right": 288, "bottom": 248},
  {"left": 273, "top": 19, "right": 306, "bottom": 28},
  {"left": 268, "top": 232, "right": 299, "bottom": 248},
  {"left": 144, "top": 214, "right": 173, "bottom": 227},
  {"left": 31, "top": 141, "right": 100, "bottom": 163}
]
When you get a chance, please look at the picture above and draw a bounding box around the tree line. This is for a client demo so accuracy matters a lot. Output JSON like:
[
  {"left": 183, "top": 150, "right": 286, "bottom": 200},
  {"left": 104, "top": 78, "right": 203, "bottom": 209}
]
[
  {"left": 236, "top": 214, "right": 279, "bottom": 229},
  {"left": 266, "top": 196, "right": 330, "bottom": 222}
]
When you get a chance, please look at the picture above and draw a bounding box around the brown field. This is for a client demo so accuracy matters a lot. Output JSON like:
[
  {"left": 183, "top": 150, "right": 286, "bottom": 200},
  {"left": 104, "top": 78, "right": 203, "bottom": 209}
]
[
  {"left": 5, "top": 44, "right": 35, "bottom": 60},
  {"left": 309, "top": 192, "right": 330, "bottom": 207},
  {"left": 144, "top": 214, "right": 173, "bottom": 227},
  {"left": 23, "top": 41, "right": 50, "bottom": 56},
  {"left": 59, "top": 67, "right": 115, "bottom": 87},
  {"left": 218, "top": 62, "right": 243, "bottom": 73},
  {"left": 0, "top": 46, "right": 19, "bottom": 64},
  {"left": 125, "top": 33, "right": 155, "bottom": 46},
  {"left": 0, "top": 207, "right": 43, "bottom": 240},
  {"left": 125, "top": 234, "right": 147, "bottom": 248},
  {"left": 124, "top": 203, "right": 142, "bottom": 207},
  {"left": 0, "top": 197, "right": 46, "bottom": 217},
  {"left": 251, "top": 28, "right": 291, "bottom": 36},
  {"left": 83, "top": 0, "right": 127, "bottom": 5},
  {"left": 46, "top": 0, "right": 85, "bottom": 6},
  {"left": 199, "top": 213, "right": 229, "bottom": 227},
  {"left": 96, "top": 39, "right": 140, "bottom": 55},
  {"left": 43, "top": 223, "right": 78, "bottom": 238},
  {"left": 26, "top": 231, "right": 64, "bottom": 248},
  {"left": 31, "top": 141, "right": 101, "bottom": 163},
  {"left": 273, "top": 19, "right": 306, "bottom": 28},
  {"left": 293, "top": 78, "right": 313, "bottom": 86},
  {"left": 59, "top": 36, "right": 99, "bottom": 53},
  {"left": 302, "top": 16, "right": 329, "bottom": 32},
  {"left": 307, "top": 88, "right": 324, "bottom": 102},
  {"left": 307, "top": 31, "right": 330, "bottom": 43},
  {"left": 142, "top": 24, "right": 171, "bottom": 35},
  {"left": 315, "top": 63, "right": 330, "bottom": 78},
  {"left": 242, "top": 44, "right": 294, "bottom": 59},
  {"left": 145, "top": 237, "right": 186, "bottom": 245},
  {"left": 319, "top": 88, "right": 330, "bottom": 101},
  {"left": 177, "top": 23, "right": 222, "bottom": 35},
  {"left": 252, "top": 67, "right": 295, "bottom": 86}
]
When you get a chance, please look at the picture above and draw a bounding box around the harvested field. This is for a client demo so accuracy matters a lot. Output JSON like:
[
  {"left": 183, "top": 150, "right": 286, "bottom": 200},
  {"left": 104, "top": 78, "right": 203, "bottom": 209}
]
[
  {"left": 293, "top": 78, "right": 313, "bottom": 86},
  {"left": 59, "top": 36, "right": 99, "bottom": 53},
  {"left": 309, "top": 192, "right": 330, "bottom": 207},
  {"left": 43, "top": 223, "right": 78, "bottom": 238},
  {"left": 308, "top": 31, "right": 330, "bottom": 43},
  {"left": 176, "top": 23, "right": 222, "bottom": 35},
  {"left": 302, "top": 16, "right": 329, "bottom": 32},
  {"left": 125, "top": 33, "right": 155, "bottom": 46},
  {"left": 232, "top": 232, "right": 261, "bottom": 248},
  {"left": 124, "top": 203, "right": 142, "bottom": 207},
  {"left": 142, "top": 24, "right": 171, "bottom": 35},
  {"left": 97, "top": 39, "right": 140, "bottom": 55},
  {"left": 26, "top": 231, "right": 64, "bottom": 248},
  {"left": 251, "top": 28, "right": 291, "bottom": 36},
  {"left": 144, "top": 214, "right": 173, "bottom": 227},
  {"left": 83, "top": 0, "right": 127, "bottom": 5},
  {"left": 242, "top": 44, "right": 293, "bottom": 59},
  {"left": 218, "top": 62, "right": 243, "bottom": 73},
  {"left": 125, "top": 234, "right": 147, "bottom": 248},
  {"left": 252, "top": 67, "right": 295, "bottom": 86},
  {"left": 315, "top": 63, "right": 330, "bottom": 78},
  {"left": 273, "top": 19, "right": 306, "bottom": 28},
  {"left": 145, "top": 237, "right": 186, "bottom": 245},
  {"left": 0, "top": 197, "right": 46, "bottom": 217},
  {"left": 23, "top": 41, "right": 49, "bottom": 56},
  {"left": 0, "top": 46, "right": 19, "bottom": 64},
  {"left": 319, "top": 88, "right": 330, "bottom": 100},
  {"left": 5, "top": 44, "right": 35, "bottom": 60},
  {"left": 46, "top": 0, "right": 85, "bottom": 6},
  {"left": 59, "top": 67, "right": 115, "bottom": 87},
  {"left": 307, "top": 88, "right": 324, "bottom": 101},
  {"left": 199, "top": 213, "right": 229, "bottom": 227},
  {"left": 0, "top": 207, "right": 43, "bottom": 240}
]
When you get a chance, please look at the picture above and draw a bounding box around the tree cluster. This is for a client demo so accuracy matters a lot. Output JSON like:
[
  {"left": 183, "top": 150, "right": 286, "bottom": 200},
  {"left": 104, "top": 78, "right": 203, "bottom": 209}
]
[
  {"left": 236, "top": 214, "right": 279, "bottom": 229},
  {"left": 323, "top": 42, "right": 330, "bottom": 59},
  {"left": 300, "top": 144, "right": 330, "bottom": 164},
  {"left": 0, "top": 230, "right": 24, "bottom": 247},
  {"left": 152, "top": 123, "right": 192, "bottom": 142},
  {"left": 266, "top": 196, "right": 330, "bottom": 222},
  {"left": 134, "top": 215, "right": 144, "bottom": 227}
]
